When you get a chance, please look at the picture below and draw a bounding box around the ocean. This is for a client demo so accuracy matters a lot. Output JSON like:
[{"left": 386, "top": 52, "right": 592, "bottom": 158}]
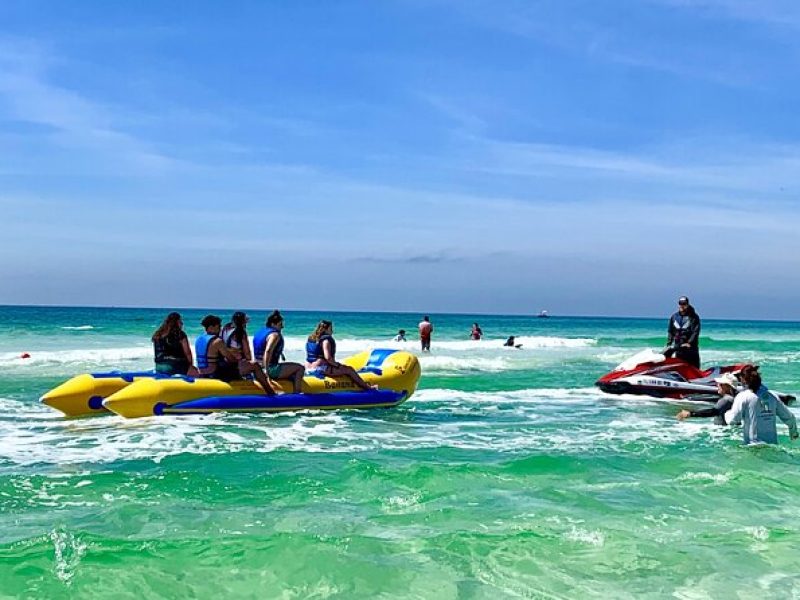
[{"left": 1, "top": 305, "right": 799, "bottom": 598}]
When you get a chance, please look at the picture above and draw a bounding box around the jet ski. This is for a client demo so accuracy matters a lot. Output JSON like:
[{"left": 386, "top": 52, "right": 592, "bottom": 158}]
[{"left": 595, "top": 350, "right": 795, "bottom": 404}]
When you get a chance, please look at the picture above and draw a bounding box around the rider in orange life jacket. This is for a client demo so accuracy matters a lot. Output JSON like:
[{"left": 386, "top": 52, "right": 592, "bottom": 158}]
[{"left": 664, "top": 296, "right": 701, "bottom": 368}]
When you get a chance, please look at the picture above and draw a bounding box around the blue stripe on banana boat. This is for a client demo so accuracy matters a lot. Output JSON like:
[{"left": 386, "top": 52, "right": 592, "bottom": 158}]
[{"left": 152, "top": 389, "right": 407, "bottom": 416}]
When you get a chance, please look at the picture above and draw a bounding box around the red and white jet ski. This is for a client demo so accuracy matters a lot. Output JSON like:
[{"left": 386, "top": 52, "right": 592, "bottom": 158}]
[{"left": 596, "top": 350, "right": 795, "bottom": 404}]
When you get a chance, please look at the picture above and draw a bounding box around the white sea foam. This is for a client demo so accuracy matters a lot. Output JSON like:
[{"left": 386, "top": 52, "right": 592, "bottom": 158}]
[
  {"left": 0, "top": 346, "right": 152, "bottom": 369},
  {"left": 51, "top": 529, "right": 86, "bottom": 585},
  {"left": 60, "top": 325, "right": 95, "bottom": 331},
  {"left": 677, "top": 471, "right": 732, "bottom": 485},
  {"left": 564, "top": 526, "right": 605, "bottom": 546},
  {"left": 280, "top": 335, "right": 596, "bottom": 353},
  {"left": 0, "top": 385, "right": 724, "bottom": 467},
  {"left": 418, "top": 355, "right": 512, "bottom": 373}
]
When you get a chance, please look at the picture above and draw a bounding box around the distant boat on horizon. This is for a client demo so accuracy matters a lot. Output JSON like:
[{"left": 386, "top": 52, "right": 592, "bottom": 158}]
[{"left": 537, "top": 310, "right": 550, "bottom": 318}]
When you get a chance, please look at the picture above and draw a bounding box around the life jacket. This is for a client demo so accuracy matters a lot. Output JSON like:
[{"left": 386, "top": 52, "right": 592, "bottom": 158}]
[
  {"left": 221, "top": 325, "right": 243, "bottom": 349},
  {"left": 195, "top": 333, "right": 219, "bottom": 369},
  {"left": 253, "top": 326, "right": 283, "bottom": 365},
  {"left": 306, "top": 334, "right": 335, "bottom": 363},
  {"left": 220, "top": 325, "right": 249, "bottom": 365},
  {"left": 671, "top": 313, "right": 692, "bottom": 345},
  {"left": 154, "top": 331, "right": 185, "bottom": 364}
]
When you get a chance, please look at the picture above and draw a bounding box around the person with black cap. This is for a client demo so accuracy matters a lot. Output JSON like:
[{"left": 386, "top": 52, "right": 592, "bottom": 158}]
[{"left": 664, "top": 296, "right": 701, "bottom": 368}]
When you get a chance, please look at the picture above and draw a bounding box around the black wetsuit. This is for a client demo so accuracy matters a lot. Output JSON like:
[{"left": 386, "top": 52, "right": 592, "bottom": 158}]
[
  {"left": 666, "top": 310, "right": 701, "bottom": 368},
  {"left": 686, "top": 394, "right": 734, "bottom": 426}
]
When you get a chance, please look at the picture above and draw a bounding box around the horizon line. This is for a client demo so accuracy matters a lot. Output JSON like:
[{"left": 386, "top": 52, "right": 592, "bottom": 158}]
[{"left": 2, "top": 303, "right": 799, "bottom": 325}]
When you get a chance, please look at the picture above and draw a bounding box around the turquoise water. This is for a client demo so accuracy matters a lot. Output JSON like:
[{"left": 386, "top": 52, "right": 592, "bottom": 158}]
[{"left": 2, "top": 306, "right": 800, "bottom": 598}]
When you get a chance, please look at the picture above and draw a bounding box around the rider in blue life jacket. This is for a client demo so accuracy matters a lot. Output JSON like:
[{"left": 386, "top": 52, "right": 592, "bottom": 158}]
[
  {"left": 195, "top": 314, "right": 274, "bottom": 396},
  {"left": 305, "top": 320, "right": 377, "bottom": 391},
  {"left": 253, "top": 310, "right": 304, "bottom": 394}
]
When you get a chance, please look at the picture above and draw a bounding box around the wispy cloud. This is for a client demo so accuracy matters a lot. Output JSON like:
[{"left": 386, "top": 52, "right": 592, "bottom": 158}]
[
  {"left": 649, "top": 0, "right": 800, "bottom": 29},
  {"left": 351, "top": 251, "right": 467, "bottom": 265},
  {"left": 0, "top": 38, "right": 178, "bottom": 175}
]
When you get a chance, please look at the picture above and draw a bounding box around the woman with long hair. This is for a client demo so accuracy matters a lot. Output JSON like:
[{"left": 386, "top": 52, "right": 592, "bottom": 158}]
[
  {"left": 219, "top": 311, "right": 278, "bottom": 395},
  {"left": 152, "top": 312, "right": 196, "bottom": 376},
  {"left": 305, "top": 320, "right": 377, "bottom": 391},
  {"left": 253, "top": 310, "right": 305, "bottom": 393}
]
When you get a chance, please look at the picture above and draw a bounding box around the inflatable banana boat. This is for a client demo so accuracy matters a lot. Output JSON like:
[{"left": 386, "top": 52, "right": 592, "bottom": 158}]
[{"left": 41, "top": 349, "right": 420, "bottom": 419}]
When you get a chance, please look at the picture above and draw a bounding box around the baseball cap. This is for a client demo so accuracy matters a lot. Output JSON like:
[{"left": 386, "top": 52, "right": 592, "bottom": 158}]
[{"left": 714, "top": 372, "right": 738, "bottom": 387}]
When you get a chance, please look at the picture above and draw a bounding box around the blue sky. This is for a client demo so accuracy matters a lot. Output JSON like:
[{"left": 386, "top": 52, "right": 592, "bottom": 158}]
[{"left": 1, "top": 0, "right": 799, "bottom": 318}]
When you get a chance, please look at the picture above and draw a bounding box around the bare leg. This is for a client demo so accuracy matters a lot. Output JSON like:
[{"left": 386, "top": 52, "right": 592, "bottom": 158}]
[
  {"left": 241, "top": 362, "right": 275, "bottom": 396},
  {"left": 275, "top": 363, "right": 305, "bottom": 394},
  {"left": 327, "top": 364, "right": 378, "bottom": 391}
]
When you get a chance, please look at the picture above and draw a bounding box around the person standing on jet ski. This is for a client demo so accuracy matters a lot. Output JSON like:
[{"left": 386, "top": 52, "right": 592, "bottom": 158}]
[{"left": 664, "top": 296, "right": 701, "bottom": 368}]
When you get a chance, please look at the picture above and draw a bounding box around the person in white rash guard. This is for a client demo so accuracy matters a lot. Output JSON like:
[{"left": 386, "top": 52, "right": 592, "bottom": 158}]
[{"left": 725, "top": 365, "right": 798, "bottom": 445}]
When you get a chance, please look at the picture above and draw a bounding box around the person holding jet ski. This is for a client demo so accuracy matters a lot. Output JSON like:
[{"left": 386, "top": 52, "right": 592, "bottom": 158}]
[{"left": 664, "top": 296, "right": 701, "bottom": 368}]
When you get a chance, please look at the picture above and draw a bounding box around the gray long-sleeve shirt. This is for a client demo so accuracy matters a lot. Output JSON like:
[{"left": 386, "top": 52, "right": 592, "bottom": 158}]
[{"left": 725, "top": 385, "right": 798, "bottom": 445}]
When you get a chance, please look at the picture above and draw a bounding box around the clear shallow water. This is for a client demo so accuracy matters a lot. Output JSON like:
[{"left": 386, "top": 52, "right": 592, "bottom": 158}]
[{"left": 1, "top": 306, "right": 799, "bottom": 598}]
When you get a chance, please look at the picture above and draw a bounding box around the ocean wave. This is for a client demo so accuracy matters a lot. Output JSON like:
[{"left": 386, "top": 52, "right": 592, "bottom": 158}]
[
  {"left": 1, "top": 385, "right": 761, "bottom": 467},
  {"left": 281, "top": 335, "right": 597, "bottom": 352},
  {"left": 0, "top": 346, "right": 152, "bottom": 369},
  {"left": 60, "top": 325, "right": 96, "bottom": 331},
  {"left": 418, "top": 355, "right": 512, "bottom": 372}
]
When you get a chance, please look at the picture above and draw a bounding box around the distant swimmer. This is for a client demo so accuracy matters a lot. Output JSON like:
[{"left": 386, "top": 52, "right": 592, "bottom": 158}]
[
  {"left": 504, "top": 336, "right": 523, "bottom": 349},
  {"left": 152, "top": 312, "right": 197, "bottom": 376},
  {"left": 393, "top": 329, "right": 407, "bottom": 342},
  {"left": 419, "top": 316, "right": 433, "bottom": 352},
  {"left": 306, "top": 320, "right": 378, "bottom": 391},
  {"left": 470, "top": 323, "right": 483, "bottom": 340},
  {"left": 676, "top": 372, "right": 737, "bottom": 425},
  {"left": 664, "top": 296, "right": 701, "bottom": 368},
  {"left": 253, "top": 310, "right": 304, "bottom": 394},
  {"left": 725, "top": 365, "right": 797, "bottom": 445}
]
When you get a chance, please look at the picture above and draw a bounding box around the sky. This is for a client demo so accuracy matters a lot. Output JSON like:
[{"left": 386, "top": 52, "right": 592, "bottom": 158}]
[{"left": 0, "top": 0, "right": 799, "bottom": 319}]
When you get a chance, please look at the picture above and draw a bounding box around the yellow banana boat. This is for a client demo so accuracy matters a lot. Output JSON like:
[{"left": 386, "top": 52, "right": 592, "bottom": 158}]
[
  {"left": 41, "top": 371, "right": 162, "bottom": 417},
  {"left": 42, "top": 350, "right": 420, "bottom": 419}
]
